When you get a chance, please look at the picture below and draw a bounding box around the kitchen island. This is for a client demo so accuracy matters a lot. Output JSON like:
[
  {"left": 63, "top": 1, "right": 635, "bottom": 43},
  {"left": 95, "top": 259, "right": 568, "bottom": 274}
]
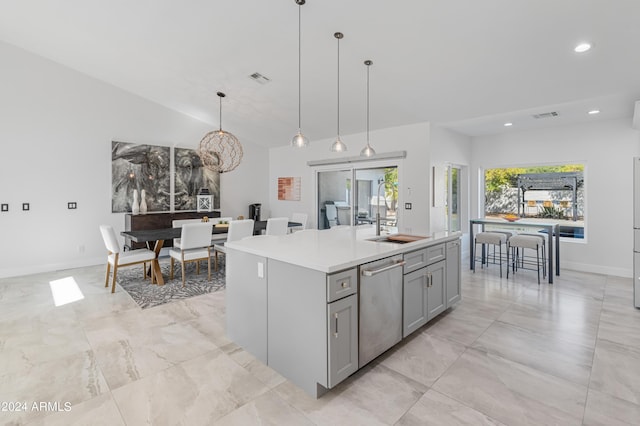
[{"left": 225, "top": 226, "right": 461, "bottom": 398}]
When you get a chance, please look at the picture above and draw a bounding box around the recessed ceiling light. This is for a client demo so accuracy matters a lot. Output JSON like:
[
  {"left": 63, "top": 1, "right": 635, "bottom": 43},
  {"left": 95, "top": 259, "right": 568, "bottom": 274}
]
[
  {"left": 574, "top": 43, "right": 592, "bottom": 53},
  {"left": 504, "top": 122, "right": 513, "bottom": 127},
  {"left": 588, "top": 109, "right": 600, "bottom": 115}
]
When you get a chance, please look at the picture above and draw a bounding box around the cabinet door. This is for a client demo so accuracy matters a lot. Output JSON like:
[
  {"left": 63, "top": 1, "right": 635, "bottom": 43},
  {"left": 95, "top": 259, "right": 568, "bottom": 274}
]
[
  {"left": 403, "top": 268, "right": 429, "bottom": 338},
  {"left": 327, "top": 294, "right": 358, "bottom": 388},
  {"left": 427, "top": 260, "right": 446, "bottom": 321},
  {"left": 446, "top": 240, "right": 461, "bottom": 307}
]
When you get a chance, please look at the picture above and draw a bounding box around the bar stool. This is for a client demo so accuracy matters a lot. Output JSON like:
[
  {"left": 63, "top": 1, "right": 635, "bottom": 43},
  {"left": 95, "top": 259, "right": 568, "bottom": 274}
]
[
  {"left": 474, "top": 232, "right": 508, "bottom": 277},
  {"left": 518, "top": 232, "right": 547, "bottom": 277},
  {"left": 507, "top": 234, "right": 544, "bottom": 284}
]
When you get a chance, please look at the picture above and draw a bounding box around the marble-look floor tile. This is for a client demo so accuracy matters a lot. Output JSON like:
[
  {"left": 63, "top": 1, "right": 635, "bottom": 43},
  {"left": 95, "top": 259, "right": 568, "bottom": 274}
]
[
  {"left": 590, "top": 338, "right": 640, "bottom": 405},
  {"left": 93, "top": 320, "right": 218, "bottom": 389},
  {"left": 397, "top": 389, "right": 506, "bottom": 426},
  {"left": 214, "top": 390, "right": 314, "bottom": 425},
  {"left": 112, "top": 349, "right": 270, "bottom": 425},
  {"left": 597, "top": 305, "right": 640, "bottom": 350},
  {"left": 0, "top": 323, "right": 92, "bottom": 376},
  {"left": 380, "top": 331, "right": 466, "bottom": 387},
  {"left": 433, "top": 348, "right": 587, "bottom": 426},
  {"left": 0, "top": 350, "right": 109, "bottom": 425},
  {"left": 222, "top": 342, "right": 286, "bottom": 389},
  {"left": 472, "top": 321, "right": 593, "bottom": 386},
  {"left": 27, "top": 394, "right": 126, "bottom": 426},
  {"left": 582, "top": 388, "right": 640, "bottom": 426},
  {"left": 275, "top": 363, "right": 427, "bottom": 426},
  {"left": 445, "top": 295, "right": 512, "bottom": 322},
  {"left": 497, "top": 299, "right": 599, "bottom": 349},
  {"left": 425, "top": 311, "right": 494, "bottom": 346}
]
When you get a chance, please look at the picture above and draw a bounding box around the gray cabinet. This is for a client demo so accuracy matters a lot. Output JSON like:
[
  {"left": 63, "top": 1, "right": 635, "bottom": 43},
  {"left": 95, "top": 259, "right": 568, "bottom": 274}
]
[
  {"left": 446, "top": 240, "right": 461, "bottom": 307},
  {"left": 402, "top": 243, "right": 447, "bottom": 337},
  {"left": 426, "top": 260, "right": 446, "bottom": 320},
  {"left": 403, "top": 267, "right": 428, "bottom": 337},
  {"left": 327, "top": 294, "right": 358, "bottom": 387}
]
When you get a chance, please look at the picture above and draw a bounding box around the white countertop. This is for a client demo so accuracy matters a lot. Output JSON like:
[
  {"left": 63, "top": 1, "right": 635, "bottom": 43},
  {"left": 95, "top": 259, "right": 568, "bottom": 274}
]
[{"left": 225, "top": 226, "right": 461, "bottom": 273}]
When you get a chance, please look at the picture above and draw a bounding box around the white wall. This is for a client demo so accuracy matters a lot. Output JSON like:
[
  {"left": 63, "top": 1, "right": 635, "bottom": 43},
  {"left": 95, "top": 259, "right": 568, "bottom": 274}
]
[
  {"left": 430, "top": 125, "right": 472, "bottom": 235},
  {"left": 268, "top": 123, "right": 431, "bottom": 235},
  {"left": 0, "top": 42, "right": 268, "bottom": 278},
  {"left": 471, "top": 118, "right": 640, "bottom": 277}
]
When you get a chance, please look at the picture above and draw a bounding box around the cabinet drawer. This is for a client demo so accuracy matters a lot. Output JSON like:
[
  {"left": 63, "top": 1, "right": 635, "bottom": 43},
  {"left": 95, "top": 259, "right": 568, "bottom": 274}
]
[
  {"left": 404, "top": 243, "right": 446, "bottom": 274},
  {"left": 327, "top": 268, "right": 357, "bottom": 302}
]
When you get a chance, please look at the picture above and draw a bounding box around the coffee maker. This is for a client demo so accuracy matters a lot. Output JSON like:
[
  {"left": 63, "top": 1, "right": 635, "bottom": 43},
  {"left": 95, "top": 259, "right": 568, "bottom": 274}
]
[{"left": 249, "top": 203, "right": 261, "bottom": 221}]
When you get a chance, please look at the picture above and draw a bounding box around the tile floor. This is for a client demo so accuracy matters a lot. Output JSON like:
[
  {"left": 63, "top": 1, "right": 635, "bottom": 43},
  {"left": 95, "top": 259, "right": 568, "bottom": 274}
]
[{"left": 1, "top": 262, "right": 640, "bottom": 425}]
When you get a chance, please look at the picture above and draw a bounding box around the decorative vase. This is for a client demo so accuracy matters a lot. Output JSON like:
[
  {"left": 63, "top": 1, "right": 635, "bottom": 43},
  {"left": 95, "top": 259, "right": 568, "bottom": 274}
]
[
  {"left": 132, "top": 189, "right": 140, "bottom": 215},
  {"left": 140, "top": 189, "right": 148, "bottom": 214}
]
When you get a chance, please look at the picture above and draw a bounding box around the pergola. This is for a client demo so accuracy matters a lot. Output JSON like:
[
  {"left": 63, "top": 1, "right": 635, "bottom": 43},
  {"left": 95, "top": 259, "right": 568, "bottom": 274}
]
[{"left": 516, "top": 172, "right": 583, "bottom": 221}]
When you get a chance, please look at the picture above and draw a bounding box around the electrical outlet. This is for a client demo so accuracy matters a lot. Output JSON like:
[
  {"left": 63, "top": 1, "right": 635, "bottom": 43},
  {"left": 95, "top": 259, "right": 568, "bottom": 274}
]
[
  {"left": 405, "top": 203, "right": 412, "bottom": 210},
  {"left": 68, "top": 202, "right": 77, "bottom": 209}
]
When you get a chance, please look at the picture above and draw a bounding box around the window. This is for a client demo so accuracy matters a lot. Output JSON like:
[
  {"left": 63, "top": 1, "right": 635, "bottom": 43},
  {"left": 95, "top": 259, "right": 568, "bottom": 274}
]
[
  {"left": 317, "top": 166, "right": 399, "bottom": 233},
  {"left": 483, "top": 164, "right": 585, "bottom": 239}
]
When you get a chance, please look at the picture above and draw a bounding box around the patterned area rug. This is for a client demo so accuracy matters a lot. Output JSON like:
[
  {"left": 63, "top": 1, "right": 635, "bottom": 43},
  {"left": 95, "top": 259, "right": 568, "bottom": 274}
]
[{"left": 116, "top": 257, "right": 225, "bottom": 309}]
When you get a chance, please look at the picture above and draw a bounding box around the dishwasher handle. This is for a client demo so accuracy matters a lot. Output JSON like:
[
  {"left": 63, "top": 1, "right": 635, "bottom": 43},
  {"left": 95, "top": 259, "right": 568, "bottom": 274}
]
[{"left": 361, "top": 260, "right": 406, "bottom": 277}]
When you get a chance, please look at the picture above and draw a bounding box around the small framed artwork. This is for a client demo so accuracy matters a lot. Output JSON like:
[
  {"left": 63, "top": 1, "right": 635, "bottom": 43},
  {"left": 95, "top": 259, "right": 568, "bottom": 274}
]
[{"left": 278, "top": 177, "right": 301, "bottom": 201}]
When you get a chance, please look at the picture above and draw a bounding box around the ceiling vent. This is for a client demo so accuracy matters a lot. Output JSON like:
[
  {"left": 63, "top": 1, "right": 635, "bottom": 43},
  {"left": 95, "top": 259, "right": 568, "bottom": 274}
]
[
  {"left": 249, "top": 72, "right": 271, "bottom": 84},
  {"left": 532, "top": 111, "right": 559, "bottom": 119}
]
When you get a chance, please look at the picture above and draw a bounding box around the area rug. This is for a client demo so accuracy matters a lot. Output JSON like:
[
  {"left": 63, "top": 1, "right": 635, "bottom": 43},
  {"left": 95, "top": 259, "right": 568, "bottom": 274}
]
[{"left": 116, "top": 258, "right": 225, "bottom": 309}]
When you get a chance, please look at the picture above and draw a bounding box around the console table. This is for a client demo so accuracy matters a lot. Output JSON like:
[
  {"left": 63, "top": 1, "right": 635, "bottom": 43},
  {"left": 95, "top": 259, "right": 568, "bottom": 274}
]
[{"left": 124, "top": 210, "right": 220, "bottom": 249}]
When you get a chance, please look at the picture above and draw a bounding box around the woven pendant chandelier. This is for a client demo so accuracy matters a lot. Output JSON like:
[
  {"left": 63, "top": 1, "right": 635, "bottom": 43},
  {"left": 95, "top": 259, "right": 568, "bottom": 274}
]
[{"left": 198, "top": 92, "right": 243, "bottom": 173}]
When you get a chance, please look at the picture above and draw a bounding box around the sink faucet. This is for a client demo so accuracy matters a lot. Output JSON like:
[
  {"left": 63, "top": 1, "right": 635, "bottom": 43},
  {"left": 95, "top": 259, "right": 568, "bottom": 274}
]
[{"left": 376, "top": 180, "right": 396, "bottom": 236}]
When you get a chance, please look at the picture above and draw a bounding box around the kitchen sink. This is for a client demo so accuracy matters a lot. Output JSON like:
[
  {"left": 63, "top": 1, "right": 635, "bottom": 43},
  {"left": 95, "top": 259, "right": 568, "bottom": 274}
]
[{"left": 367, "top": 234, "right": 429, "bottom": 244}]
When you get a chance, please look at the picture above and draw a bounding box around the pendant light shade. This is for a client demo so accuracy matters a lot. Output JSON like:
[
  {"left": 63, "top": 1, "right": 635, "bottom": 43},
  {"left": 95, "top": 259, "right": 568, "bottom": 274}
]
[
  {"left": 330, "top": 32, "right": 347, "bottom": 153},
  {"left": 360, "top": 60, "right": 376, "bottom": 157},
  {"left": 291, "top": 0, "right": 309, "bottom": 148},
  {"left": 198, "top": 92, "right": 243, "bottom": 173}
]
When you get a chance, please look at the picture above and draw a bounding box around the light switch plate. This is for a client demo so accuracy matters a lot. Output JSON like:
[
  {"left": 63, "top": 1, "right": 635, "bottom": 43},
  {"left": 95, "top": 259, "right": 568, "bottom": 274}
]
[
  {"left": 1, "top": 204, "right": 7, "bottom": 212},
  {"left": 22, "top": 203, "right": 29, "bottom": 211}
]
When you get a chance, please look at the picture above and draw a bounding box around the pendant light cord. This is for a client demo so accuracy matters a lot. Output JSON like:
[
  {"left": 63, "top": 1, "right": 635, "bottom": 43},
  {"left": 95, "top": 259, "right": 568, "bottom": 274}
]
[
  {"left": 297, "top": 3, "right": 302, "bottom": 131},
  {"left": 337, "top": 35, "right": 340, "bottom": 136},
  {"left": 366, "top": 63, "right": 370, "bottom": 144},
  {"left": 219, "top": 95, "right": 223, "bottom": 132}
]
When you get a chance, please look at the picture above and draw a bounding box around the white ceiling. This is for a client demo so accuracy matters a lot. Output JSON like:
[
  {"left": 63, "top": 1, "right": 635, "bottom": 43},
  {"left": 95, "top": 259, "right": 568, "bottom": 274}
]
[{"left": 1, "top": 0, "right": 639, "bottom": 147}]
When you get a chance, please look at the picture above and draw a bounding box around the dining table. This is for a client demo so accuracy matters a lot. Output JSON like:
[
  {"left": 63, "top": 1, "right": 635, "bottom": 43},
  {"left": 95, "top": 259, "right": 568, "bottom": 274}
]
[
  {"left": 121, "top": 220, "right": 302, "bottom": 285},
  {"left": 469, "top": 218, "right": 560, "bottom": 284}
]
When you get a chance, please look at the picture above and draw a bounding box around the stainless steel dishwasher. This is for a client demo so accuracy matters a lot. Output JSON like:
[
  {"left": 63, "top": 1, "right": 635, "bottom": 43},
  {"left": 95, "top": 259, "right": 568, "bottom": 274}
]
[{"left": 358, "top": 254, "right": 405, "bottom": 368}]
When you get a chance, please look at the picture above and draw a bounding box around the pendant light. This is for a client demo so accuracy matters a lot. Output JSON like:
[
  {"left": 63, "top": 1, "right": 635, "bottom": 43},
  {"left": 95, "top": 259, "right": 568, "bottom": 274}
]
[
  {"left": 360, "top": 60, "right": 376, "bottom": 157},
  {"left": 330, "top": 32, "right": 347, "bottom": 152},
  {"left": 198, "top": 92, "right": 244, "bottom": 173},
  {"left": 291, "top": 0, "right": 309, "bottom": 148}
]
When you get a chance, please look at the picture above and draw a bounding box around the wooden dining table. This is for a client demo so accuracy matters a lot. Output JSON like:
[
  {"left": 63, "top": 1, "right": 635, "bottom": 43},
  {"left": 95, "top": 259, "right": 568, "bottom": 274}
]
[{"left": 121, "top": 220, "right": 302, "bottom": 285}]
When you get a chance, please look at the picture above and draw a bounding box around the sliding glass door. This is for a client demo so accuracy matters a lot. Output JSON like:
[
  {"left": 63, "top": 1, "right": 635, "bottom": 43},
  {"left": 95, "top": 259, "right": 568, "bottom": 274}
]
[{"left": 317, "top": 166, "right": 398, "bottom": 232}]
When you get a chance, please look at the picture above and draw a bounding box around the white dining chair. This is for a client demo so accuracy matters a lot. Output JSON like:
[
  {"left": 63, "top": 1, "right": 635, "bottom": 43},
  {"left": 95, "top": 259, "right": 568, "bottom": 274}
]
[
  {"left": 169, "top": 222, "right": 214, "bottom": 286},
  {"left": 213, "top": 219, "right": 255, "bottom": 271},
  {"left": 266, "top": 217, "right": 289, "bottom": 236},
  {"left": 172, "top": 218, "right": 204, "bottom": 249},
  {"left": 211, "top": 216, "right": 233, "bottom": 244},
  {"left": 290, "top": 212, "right": 308, "bottom": 232},
  {"left": 100, "top": 225, "right": 156, "bottom": 293}
]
